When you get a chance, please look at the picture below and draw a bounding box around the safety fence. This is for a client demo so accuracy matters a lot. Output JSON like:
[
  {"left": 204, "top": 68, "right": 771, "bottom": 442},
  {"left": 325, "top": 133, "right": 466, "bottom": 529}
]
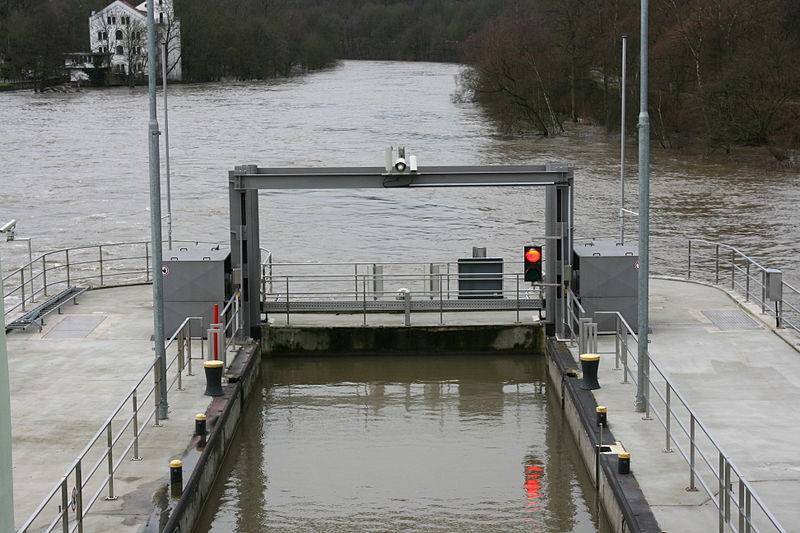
[
  {"left": 565, "top": 293, "right": 787, "bottom": 533},
  {"left": 261, "top": 259, "right": 546, "bottom": 325}
]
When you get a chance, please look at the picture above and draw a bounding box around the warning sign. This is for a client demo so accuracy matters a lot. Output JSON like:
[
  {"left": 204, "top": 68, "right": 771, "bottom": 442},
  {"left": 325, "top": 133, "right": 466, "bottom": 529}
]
[{"left": 161, "top": 265, "right": 170, "bottom": 276}]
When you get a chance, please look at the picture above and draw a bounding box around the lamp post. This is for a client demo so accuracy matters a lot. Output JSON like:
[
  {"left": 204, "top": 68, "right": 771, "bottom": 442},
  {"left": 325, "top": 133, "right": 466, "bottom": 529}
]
[
  {"left": 635, "top": 0, "right": 651, "bottom": 413},
  {"left": 1, "top": 220, "right": 33, "bottom": 305},
  {"left": 0, "top": 253, "right": 15, "bottom": 531},
  {"left": 162, "top": 40, "right": 173, "bottom": 250},
  {"left": 147, "top": 0, "right": 168, "bottom": 419}
]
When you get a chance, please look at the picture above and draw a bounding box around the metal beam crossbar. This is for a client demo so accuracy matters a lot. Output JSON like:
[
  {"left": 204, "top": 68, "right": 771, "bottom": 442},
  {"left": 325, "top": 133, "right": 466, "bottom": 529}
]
[
  {"left": 263, "top": 298, "right": 543, "bottom": 314},
  {"left": 231, "top": 164, "right": 572, "bottom": 190}
]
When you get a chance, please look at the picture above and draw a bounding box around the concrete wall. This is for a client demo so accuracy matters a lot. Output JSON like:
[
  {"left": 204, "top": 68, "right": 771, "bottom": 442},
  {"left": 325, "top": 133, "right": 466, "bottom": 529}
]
[
  {"left": 262, "top": 324, "right": 545, "bottom": 356},
  {"left": 545, "top": 338, "right": 660, "bottom": 533}
]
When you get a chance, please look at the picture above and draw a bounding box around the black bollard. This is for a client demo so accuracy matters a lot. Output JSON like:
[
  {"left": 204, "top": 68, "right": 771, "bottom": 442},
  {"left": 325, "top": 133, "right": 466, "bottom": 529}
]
[
  {"left": 580, "top": 354, "right": 601, "bottom": 390},
  {"left": 596, "top": 405, "right": 607, "bottom": 427},
  {"left": 170, "top": 459, "right": 183, "bottom": 498},
  {"left": 618, "top": 452, "right": 630, "bottom": 475},
  {"left": 195, "top": 413, "right": 207, "bottom": 436},
  {"left": 204, "top": 360, "right": 224, "bottom": 396}
]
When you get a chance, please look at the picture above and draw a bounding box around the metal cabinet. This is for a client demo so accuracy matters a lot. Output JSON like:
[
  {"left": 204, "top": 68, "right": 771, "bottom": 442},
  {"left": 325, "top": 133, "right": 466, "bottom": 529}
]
[
  {"left": 573, "top": 240, "right": 638, "bottom": 332},
  {"left": 162, "top": 245, "right": 232, "bottom": 338}
]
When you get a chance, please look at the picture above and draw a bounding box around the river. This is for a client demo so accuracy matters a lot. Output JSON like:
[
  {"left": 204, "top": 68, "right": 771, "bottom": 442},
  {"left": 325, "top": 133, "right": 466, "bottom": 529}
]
[{"left": 1, "top": 60, "right": 797, "bottom": 283}]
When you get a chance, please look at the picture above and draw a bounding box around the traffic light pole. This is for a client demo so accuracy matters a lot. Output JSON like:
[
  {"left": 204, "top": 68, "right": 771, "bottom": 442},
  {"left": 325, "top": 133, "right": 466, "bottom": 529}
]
[{"left": 635, "top": 0, "right": 651, "bottom": 413}]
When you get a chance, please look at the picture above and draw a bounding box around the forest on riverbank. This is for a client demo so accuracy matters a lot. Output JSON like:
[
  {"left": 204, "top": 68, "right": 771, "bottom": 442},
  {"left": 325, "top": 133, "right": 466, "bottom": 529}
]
[{"left": 2, "top": 0, "right": 799, "bottom": 154}]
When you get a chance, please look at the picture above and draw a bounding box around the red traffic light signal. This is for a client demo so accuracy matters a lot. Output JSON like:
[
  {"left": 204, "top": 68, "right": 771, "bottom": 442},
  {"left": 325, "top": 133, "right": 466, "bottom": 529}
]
[{"left": 524, "top": 245, "right": 543, "bottom": 282}]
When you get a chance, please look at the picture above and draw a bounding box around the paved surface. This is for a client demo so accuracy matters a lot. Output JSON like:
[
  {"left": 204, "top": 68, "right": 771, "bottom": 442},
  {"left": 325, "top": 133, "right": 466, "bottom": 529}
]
[
  {"left": 6, "top": 285, "right": 214, "bottom": 532},
  {"left": 577, "top": 278, "right": 800, "bottom": 533}
]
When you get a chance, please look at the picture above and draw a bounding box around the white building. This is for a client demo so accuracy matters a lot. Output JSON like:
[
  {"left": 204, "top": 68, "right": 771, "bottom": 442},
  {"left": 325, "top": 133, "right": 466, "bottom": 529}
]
[{"left": 87, "top": 0, "right": 181, "bottom": 82}]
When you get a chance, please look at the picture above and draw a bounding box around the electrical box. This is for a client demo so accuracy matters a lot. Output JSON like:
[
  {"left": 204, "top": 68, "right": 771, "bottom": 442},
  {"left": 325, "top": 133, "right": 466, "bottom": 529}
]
[
  {"left": 162, "top": 245, "right": 233, "bottom": 338},
  {"left": 457, "top": 257, "right": 504, "bottom": 299},
  {"left": 573, "top": 240, "right": 638, "bottom": 332},
  {"left": 764, "top": 268, "right": 782, "bottom": 301}
]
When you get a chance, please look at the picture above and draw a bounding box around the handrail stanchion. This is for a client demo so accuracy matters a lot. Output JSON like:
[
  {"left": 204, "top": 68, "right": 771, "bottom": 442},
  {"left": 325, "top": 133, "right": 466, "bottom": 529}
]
[
  {"left": 105, "top": 423, "right": 117, "bottom": 500},
  {"left": 177, "top": 331, "right": 184, "bottom": 391},
  {"left": 60, "top": 480, "right": 69, "bottom": 533},
  {"left": 285, "top": 277, "right": 290, "bottom": 326},
  {"left": 153, "top": 359, "right": 162, "bottom": 427},
  {"left": 715, "top": 244, "right": 720, "bottom": 284},
  {"left": 362, "top": 274, "right": 367, "bottom": 326},
  {"left": 516, "top": 274, "right": 520, "bottom": 323},
  {"left": 20, "top": 269, "right": 26, "bottom": 311},
  {"left": 664, "top": 385, "right": 673, "bottom": 452},
  {"left": 75, "top": 460, "right": 83, "bottom": 533},
  {"left": 614, "top": 316, "right": 621, "bottom": 370},
  {"left": 131, "top": 389, "right": 142, "bottom": 461},
  {"left": 687, "top": 239, "right": 692, "bottom": 279},
  {"left": 730, "top": 250, "right": 735, "bottom": 290},
  {"left": 746, "top": 263, "right": 751, "bottom": 301},
  {"left": 99, "top": 245, "right": 104, "bottom": 286},
  {"left": 719, "top": 454, "right": 725, "bottom": 533},
  {"left": 739, "top": 481, "right": 746, "bottom": 533},
  {"left": 66, "top": 248, "right": 71, "bottom": 286},
  {"left": 688, "top": 414, "right": 697, "bottom": 491},
  {"left": 42, "top": 255, "right": 48, "bottom": 297},
  {"left": 439, "top": 273, "right": 443, "bottom": 325}
]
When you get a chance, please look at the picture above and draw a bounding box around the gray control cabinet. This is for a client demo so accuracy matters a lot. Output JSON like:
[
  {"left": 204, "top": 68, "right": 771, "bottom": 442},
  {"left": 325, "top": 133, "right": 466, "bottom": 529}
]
[
  {"left": 457, "top": 257, "right": 504, "bottom": 299},
  {"left": 573, "top": 240, "right": 638, "bottom": 332},
  {"left": 162, "top": 245, "right": 232, "bottom": 338}
]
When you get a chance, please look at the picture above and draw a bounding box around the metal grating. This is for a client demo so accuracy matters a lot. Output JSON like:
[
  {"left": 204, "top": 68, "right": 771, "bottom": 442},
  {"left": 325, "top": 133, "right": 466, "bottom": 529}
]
[
  {"left": 43, "top": 315, "right": 106, "bottom": 339},
  {"left": 702, "top": 310, "right": 762, "bottom": 331}
]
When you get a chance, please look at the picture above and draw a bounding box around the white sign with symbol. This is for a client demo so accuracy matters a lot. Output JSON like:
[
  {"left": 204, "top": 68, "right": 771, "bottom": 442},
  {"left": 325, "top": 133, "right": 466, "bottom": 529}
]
[
  {"left": 162, "top": 265, "right": 170, "bottom": 276},
  {"left": 634, "top": 261, "right": 640, "bottom": 269}
]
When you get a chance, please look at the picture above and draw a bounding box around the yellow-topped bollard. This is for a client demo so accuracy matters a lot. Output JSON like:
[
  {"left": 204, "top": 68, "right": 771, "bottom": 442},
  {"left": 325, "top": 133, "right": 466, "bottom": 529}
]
[
  {"left": 596, "top": 405, "right": 608, "bottom": 427},
  {"left": 203, "top": 360, "right": 224, "bottom": 397},
  {"left": 580, "top": 354, "right": 601, "bottom": 390},
  {"left": 618, "top": 452, "right": 631, "bottom": 474},
  {"left": 170, "top": 459, "right": 183, "bottom": 498},
  {"left": 195, "top": 413, "right": 207, "bottom": 436}
]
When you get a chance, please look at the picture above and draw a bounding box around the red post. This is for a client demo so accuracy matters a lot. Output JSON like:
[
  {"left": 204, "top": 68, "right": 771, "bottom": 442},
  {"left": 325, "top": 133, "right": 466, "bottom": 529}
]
[{"left": 212, "top": 304, "right": 219, "bottom": 360}]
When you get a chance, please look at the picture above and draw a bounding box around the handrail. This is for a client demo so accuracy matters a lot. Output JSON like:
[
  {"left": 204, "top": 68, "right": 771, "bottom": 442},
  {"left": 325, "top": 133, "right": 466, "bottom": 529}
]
[
  {"left": 589, "top": 311, "right": 787, "bottom": 533},
  {"left": 17, "top": 315, "right": 206, "bottom": 533}
]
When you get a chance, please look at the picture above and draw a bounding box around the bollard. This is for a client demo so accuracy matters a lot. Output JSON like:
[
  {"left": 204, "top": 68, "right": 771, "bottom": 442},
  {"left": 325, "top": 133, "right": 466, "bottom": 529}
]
[
  {"left": 596, "top": 405, "right": 608, "bottom": 427},
  {"left": 618, "top": 452, "right": 631, "bottom": 475},
  {"left": 203, "top": 360, "right": 224, "bottom": 396},
  {"left": 580, "top": 354, "right": 601, "bottom": 390},
  {"left": 170, "top": 460, "right": 183, "bottom": 498},
  {"left": 195, "top": 413, "right": 207, "bottom": 436}
]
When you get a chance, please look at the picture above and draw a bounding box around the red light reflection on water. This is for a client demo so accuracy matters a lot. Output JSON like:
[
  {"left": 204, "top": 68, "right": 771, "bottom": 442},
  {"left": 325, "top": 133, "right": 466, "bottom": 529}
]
[{"left": 523, "top": 463, "right": 545, "bottom": 532}]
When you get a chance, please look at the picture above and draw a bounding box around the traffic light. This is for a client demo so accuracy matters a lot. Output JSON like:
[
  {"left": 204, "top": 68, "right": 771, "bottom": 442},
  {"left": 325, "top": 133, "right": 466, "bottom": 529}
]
[{"left": 524, "top": 245, "right": 543, "bottom": 282}]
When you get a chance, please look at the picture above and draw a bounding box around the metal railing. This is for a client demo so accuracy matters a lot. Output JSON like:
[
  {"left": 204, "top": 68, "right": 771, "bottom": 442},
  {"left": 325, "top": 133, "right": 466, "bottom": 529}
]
[
  {"left": 570, "top": 308, "right": 786, "bottom": 533},
  {"left": 261, "top": 260, "right": 546, "bottom": 325},
  {"left": 17, "top": 316, "right": 203, "bottom": 533},
  {"left": 686, "top": 239, "right": 799, "bottom": 336}
]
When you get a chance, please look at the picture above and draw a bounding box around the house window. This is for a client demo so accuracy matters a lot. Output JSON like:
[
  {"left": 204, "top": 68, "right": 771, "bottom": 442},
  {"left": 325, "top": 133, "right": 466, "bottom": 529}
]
[
  {"left": 116, "top": 30, "right": 123, "bottom": 40},
  {"left": 159, "top": 12, "right": 164, "bottom": 24},
  {"left": 116, "top": 45, "right": 123, "bottom": 55},
  {"left": 97, "top": 31, "right": 102, "bottom": 41},
  {"left": 112, "top": 16, "right": 116, "bottom": 24},
  {"left": 107, "top": 16, "right": 111, "bottom": 24},
  {"left": 102, "top": 31, "right": 108, "bottom": 40}
]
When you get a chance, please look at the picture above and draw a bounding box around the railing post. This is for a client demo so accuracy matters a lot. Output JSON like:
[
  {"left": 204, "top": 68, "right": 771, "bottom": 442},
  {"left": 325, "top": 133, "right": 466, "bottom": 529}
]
[
  {"left": 688, "top": 414, "right": 697, "bottom": 491},
  {"left": 745, "top": 487, "right": 752, "bottom": 533},
  {"left": 75, "top": 460, "right": 83, "bottom": 533},
  {"left": 66, "top": 248, "right": 71, "bottom": 287},
  {"left": 718, "top": 454, "right": 725, "bottom": 533},
  {"left": 730, "top": 250, "right": 735, "bottom": 290},
  {"left": 715, "top": 244, "right": 720, "bottom": 284},
  {"left": 664, "top": 385, "right": 673, "bottom": 452},
  {"left": 643, "top": 361, "right": 652, "bottom": 420},
  {"left": 153, "top": 359, "right": 162, "bottom": 427},
  {"left": 621, "top": 326, "right": 629, "bottom": 384},
  {"left": 177, "top": 331, "right": 184, "bottom": 391},
  {"left": 131, "top": 389, "right": 142, "bottom": 461},
  {"left": 145, "top": 242, "right": 150, "bottom": 282},
  {"left": 99, "top": 245, "right": 104, "bottom": 286},
  {"left": 738, "top": 481, "right": 746, "bottom": 533},
  {"left": 42, "top": 255, "right": 48, "bottom": 297},
  {"left": 687, "top": 239, "right": 692, "bottom": 280},
  {"left": 724, "top": 461, "right": 731, "bottom": 525},
  {"left": 285, "top": 276, "right": 290, "bottom": 326},
  {"left": 515, "top": 273, "right": 520, "bottom": 323},
  {"left": 20, "top": 269, "right": 26, "bottom": 311},
  {"left": 186, "top": 325, "right": 193, "bottom": 376},
  {"left": 354, "top": 264, "right": 358, "bottom": 301},
  {"left": 439, "top": 273, "right": 443, "bottom": 325},
  {"left": 745, "top": 263, "right": 750, "bottom": 301},
  {"left": 614, "top": 316, "right": 621, "bottom": 370},
  {"left": 61, "top": 479, "right": 69, "bottom": 533},
  {"left": 105, "top": 423, "right": 117, "bottom": 500},
  {"left": 362, "top": 274, "right": 367, "bottom": 326},
  {"left": 761, "top": 271, "right": 767, "bottom": 315}
]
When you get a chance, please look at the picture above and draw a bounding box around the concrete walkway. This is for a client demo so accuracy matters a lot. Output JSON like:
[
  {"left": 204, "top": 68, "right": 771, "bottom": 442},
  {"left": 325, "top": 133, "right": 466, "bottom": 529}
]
[
  {"left": 6, "top": 285, "right": 214, "bottom": 532},
  {"left": 579, "top": 278, "right": 800, "bottom": 533}
]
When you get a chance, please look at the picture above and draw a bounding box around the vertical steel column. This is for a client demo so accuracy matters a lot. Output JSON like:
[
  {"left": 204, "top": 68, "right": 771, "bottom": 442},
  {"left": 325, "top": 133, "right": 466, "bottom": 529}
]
[
  {"left": 620, "top": 35, "right": 628, "bottom": 244},
  {"left": 635, "top": 0, "right": 651, "bottom": 413},
  {"left": 0, "top": 255, "right": 14, "bottom": 533},
  {"left": 146, "top": 0, "right": 168, "bottom": 421},
  {"left": 229, "top": 167, "right": 262, "bottom": 339},
  {"left": 544, "top": 186, "right": 558, "bottom": 336}
]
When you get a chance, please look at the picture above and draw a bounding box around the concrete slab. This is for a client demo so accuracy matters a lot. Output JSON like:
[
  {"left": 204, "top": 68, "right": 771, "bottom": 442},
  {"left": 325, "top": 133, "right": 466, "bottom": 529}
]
[
  {"left": 6, "top": 285, "right": 215, "bottom": 531},
  {"left": 575, "top": 278, "right": 800, "bottom": 532}
]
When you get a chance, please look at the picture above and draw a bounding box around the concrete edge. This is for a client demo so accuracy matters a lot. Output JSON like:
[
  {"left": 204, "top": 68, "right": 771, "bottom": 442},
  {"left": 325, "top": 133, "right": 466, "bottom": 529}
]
[
  {"left": 157, "top": 342, "right": 262, "bottom": 533},
  {"left": 546, "top": 338, "right": 662, "bottom": 533}
]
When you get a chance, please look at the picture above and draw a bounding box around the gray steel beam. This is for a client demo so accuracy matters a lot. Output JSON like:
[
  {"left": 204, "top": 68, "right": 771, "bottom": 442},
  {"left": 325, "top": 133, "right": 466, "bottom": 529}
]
[
  {"left": 229, "top": 166, "right": 262, "bottom": 339},
  {"left": 231, "top": 164, "right": 572, "bottom": 190}
]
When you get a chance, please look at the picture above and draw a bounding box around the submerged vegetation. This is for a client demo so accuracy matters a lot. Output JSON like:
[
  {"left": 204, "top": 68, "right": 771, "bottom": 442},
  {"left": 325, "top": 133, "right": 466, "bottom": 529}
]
[{"left": 2, "top": 0, "right": 799, "bottom": 153}]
